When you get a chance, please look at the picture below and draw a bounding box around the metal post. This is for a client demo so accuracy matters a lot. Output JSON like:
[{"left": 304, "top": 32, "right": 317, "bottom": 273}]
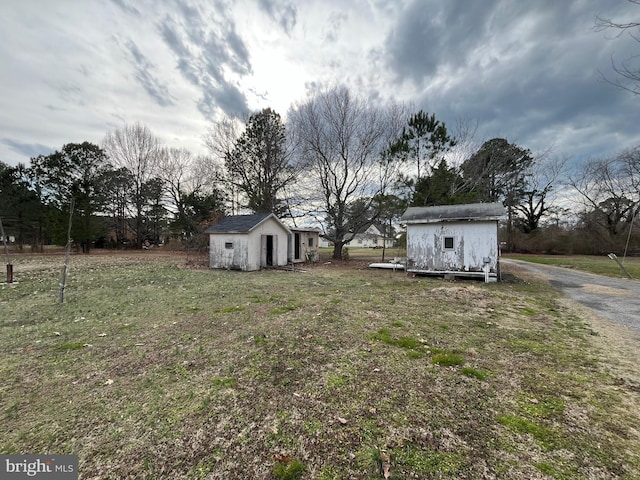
[{"left": 0, "top": 216, "right": 12, "bottom": 284}]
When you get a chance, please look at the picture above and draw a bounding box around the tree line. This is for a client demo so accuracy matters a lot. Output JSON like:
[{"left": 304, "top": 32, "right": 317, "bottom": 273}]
[{"left": 1, "top": 86, "right": 639, "bottom": 258}]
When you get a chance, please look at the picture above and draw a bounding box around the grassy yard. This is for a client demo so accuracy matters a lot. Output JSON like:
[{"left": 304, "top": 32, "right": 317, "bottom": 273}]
[
  {"left": 1, "top": 252, "right": 639, "bottom": 479},
  {"left": 505, "top": 254, "right": 640, "bottom": 279}
]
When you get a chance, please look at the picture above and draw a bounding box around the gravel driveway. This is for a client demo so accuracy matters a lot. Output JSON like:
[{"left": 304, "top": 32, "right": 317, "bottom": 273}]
[{"left": 502, "top": 259, "right": 640, "bottom": 336}]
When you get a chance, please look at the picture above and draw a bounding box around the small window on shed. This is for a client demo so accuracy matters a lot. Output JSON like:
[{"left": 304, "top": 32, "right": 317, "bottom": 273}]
[
  {"left": 225, "top": 242, "right": 233, "bottom": 249},
  {"left": 308, "top": 237, "right": 314, "bottom": 247},
  {"left": 444, "top": 236, "right": 454, "bottom": 250}
]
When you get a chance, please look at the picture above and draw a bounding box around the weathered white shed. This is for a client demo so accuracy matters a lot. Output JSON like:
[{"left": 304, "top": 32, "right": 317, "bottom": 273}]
[
  {"left": 289, "top": 228, "right": 320, "bottom": 264},
  {"left": 204, "top": 213, "right": 291, "bottom": 271},
  {"left": 401, "top": 202, "right": 506, "bottom": 282}
]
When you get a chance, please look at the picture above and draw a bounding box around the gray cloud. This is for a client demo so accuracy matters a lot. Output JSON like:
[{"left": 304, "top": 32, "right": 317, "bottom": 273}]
[
  {"left": 198, "top": 82, "right": 249, "bottom": 119},
  {"left": 2, "top": 139, "right": 54, "bottom": 159},
  {"left": 109, "top": 0, "right": 140, "bottom": 16},
  {"left": 385, "top": 0, "right": 499, "bottom": 85},
  {"left": 156, "top": 3, "right": 251, "bottom": 119},
  {"left": 258, "top": 0, "right": 297, "bottom": 35},
  {"left": 323, "top": 11, "right": 348, "bottom": 43},
  {"left": 124, "top": 40, "right": 175, "bottom": 107},
  {"left": 1, "top": 0, "right": 637, "bottom": 171},
  {"left": 384, "top": 0, "right": 640, "bottom": 164}
]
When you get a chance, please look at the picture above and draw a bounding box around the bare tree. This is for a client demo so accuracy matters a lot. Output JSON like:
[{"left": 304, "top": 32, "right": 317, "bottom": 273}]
[
  {"left": 514, "top": 152, "right": 568, "bottom": 233},
  {"left": 103, "top": 123, "right": 162, "bottom": 248},
  {"left": 203, "top": 117, "right": 242, "bottom": 214},
  {"left": 595, "top": 0, "right": 640, "bottom": 95},
  {"left": 288, "top": 86, "right": 405, "bottom": 259},
  {"left": 446, "top": 117, "right": 481, "bottom": 169},
  {"left": 618, "top": 144, "right": 640, "bottom": 198},
  {"left": 156, "top": 147, "right": 224, "bottom": 237},
  {"left": 568, "top": 155, "right": 638, "bottom": 237}
]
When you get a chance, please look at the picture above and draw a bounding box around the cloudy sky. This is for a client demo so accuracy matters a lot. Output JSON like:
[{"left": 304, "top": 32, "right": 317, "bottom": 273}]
[{"left": 1, "top": 0, "right": 638, "bottom": 170}]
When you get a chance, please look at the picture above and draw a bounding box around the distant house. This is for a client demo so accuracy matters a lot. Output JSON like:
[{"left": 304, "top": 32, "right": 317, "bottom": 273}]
[
  {"left": 319, "top": 236, "right": 332, "bottom": 248},
  {"left": 204, "top": 213, "right": 291, "bottom": 271},
  {"left": 289, "top": 228, "right": 320, "bottom": 264},
  {"left": 345, "top": 224, "right": 394, "bottom": 249},
  {"left": 400, "top": 202, "right": 506, "bottom": 282}
]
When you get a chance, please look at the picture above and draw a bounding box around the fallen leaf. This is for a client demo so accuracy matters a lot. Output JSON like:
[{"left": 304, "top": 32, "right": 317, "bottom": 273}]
[
  {"left": 53, "top": 332, "right": 61, "bottom": 336},
  {"left": 274, "top": 453, "right": 292, "bottom": 463},
  {"left": 337, "top": 416, "right": 348, "bottom": 425},
  {"left": 104, "top": 379, "right": 114, "bottom": 385},
  {"left": 97, "top": 333, "right": 107, "bottom": 337}
]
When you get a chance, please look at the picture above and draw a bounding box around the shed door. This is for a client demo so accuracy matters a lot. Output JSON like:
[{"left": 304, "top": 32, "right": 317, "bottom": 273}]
[
  {"left": 294, "top": 233, "right": 301, "bottom": 260},
  {"left": 261, "top": 235, "right": 277, "bottom": 267}
]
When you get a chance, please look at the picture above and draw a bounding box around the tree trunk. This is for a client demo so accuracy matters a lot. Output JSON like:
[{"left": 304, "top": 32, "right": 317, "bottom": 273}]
[{"left": 332, "top": 241, "right": 344, "bottom": 260}]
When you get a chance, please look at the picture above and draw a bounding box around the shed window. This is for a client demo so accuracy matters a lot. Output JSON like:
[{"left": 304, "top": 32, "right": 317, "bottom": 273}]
[
  {"left": 308, "top": 237, "right": 314, "bottom": 247},
  {"left": 444, "top": 236, "right": 454, "bottom": 250},
  {"left": 225, "top": 242, "right": 234, "bottom": 249}
]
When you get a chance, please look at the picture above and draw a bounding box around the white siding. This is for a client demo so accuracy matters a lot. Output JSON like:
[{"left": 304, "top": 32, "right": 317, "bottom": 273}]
[
  {"left": 249, "top": 217, "right": 289, "bottom": 269},
  {"left": 406, "top": 221, "right": 499, "bottom": 273},
  {"left": 209, "top": 217, "right": 290, "bottom": 271},
  {"left": 209, "top": 233, "right": 250, "bottom": 270},
  {"left": 291, "top": 230, "right": 320, "bottom": 263}
]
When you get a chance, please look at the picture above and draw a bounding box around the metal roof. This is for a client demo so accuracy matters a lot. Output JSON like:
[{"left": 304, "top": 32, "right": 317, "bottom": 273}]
[
  {"left": 400, "top": 202, "right": 506, "bottom": 223},
  {"left": 204, "top": 213, "right": 281, "bottom": 233}
]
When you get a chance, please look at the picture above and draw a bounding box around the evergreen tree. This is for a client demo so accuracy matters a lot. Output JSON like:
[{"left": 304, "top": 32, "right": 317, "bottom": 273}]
[
  {"left": 226, "top": 108, "right": 295, "bottom": 215},
  {"left": 31, "top": 142, "right": 112, "bottom": 252},
  {"left": 391, "top": 110, "right": 455, "bottom": 203}
]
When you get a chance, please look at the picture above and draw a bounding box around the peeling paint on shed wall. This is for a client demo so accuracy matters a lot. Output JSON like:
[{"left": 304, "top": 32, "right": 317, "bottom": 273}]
[
  {"left": 291, "top": 230, "right": 320, "bottom": 263},
  {"left": 209, "top": 233, "right": 250, "bottom": 270},
  {"left": 407, "top": 221, "right": 499, "bottom": 272}
]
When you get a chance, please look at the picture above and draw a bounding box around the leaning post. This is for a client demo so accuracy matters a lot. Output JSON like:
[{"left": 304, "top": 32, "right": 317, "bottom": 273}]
[{"left": 607, "top": 253, "right": 633, "bottom": 279}]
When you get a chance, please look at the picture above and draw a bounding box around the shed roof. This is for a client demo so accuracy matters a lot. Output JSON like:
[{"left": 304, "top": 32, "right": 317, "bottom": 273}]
[
  {"left": 401, "top": 202, "right": 506, "bottom": 224},
  {"left": 204, "top": 213, "right": 290, "bottom": 234}
]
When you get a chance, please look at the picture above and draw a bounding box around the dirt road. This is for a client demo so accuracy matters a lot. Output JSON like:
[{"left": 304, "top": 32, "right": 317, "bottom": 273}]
[{"left": 502, "top": 259, "right": 640, "bottom": 336}]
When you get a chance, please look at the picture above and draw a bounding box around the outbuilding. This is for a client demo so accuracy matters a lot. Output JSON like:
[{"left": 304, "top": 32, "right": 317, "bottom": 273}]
[
  {"left": 205, "top": 213, "right": 291, "bottom": 271},
  {"left": 400, "top": 202, "right": 506, "bottom": 282},
  {"left": 289, "top": 227, "right": 320, "bottom": 264}
]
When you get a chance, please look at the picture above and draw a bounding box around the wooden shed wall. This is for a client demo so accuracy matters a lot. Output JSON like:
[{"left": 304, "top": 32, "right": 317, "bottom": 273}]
[
  {"left": 291, "top": 230, "right": 320, "bottom": 263},
  {"left": 406, "top": 221, "right": 499, "bottom": 273}
]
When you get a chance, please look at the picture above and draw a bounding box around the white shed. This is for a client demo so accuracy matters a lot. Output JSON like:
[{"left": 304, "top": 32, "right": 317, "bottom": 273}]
[
  {"left": 401, "top": 202, "right": 506, "bottom": 282},
  {"left": 204, "top": 213, "right": 291, "bottom": 271},
  {"left": 289, "top": 228, "right": 320, "bottom": 264}
]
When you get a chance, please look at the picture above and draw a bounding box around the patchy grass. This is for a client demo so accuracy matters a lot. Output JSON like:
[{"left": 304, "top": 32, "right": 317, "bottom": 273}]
[
  {"left": 461, "top": 366, "right": 490, "bottom": 380},
  {"left": 507, "top": 254, "right": 640, "bottom": 279},
  {"left": 1, "top": 252, "right": 639, "bottom": 478},
  {"left": 431, "top": 352, "right": 464, "bottom": 367},
  {"left": 272, "top": 458, "right": 306, "bottom": 480}
]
